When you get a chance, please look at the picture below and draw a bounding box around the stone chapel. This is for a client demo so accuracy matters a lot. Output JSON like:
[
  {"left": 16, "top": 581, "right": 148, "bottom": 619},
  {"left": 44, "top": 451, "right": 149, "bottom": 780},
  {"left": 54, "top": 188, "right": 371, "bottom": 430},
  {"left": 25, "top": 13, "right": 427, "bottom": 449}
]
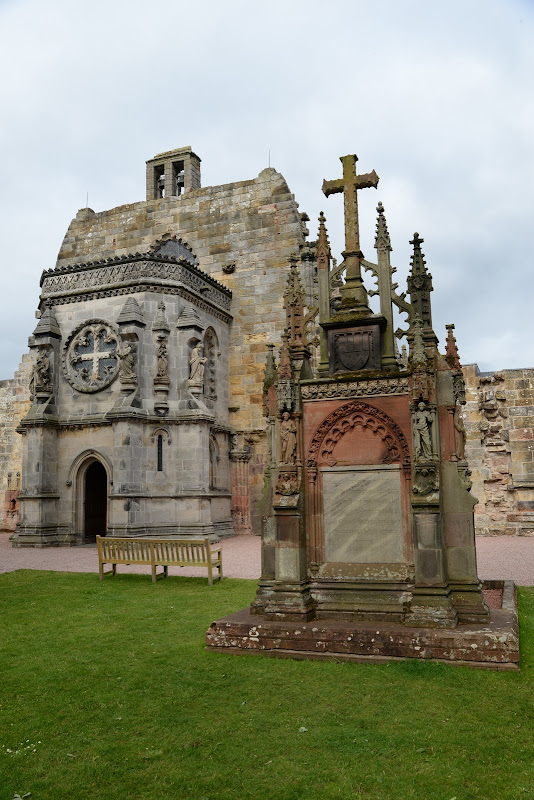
[{"left": 10, "top": 147, "right": 309, "bottom": 546}]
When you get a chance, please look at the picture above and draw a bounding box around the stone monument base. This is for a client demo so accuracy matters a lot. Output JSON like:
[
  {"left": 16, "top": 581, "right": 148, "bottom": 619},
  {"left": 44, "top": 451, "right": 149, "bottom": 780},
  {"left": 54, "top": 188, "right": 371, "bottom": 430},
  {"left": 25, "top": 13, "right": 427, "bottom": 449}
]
[{"left": 206, "top": 581, "right": 519, "bottom": 670}]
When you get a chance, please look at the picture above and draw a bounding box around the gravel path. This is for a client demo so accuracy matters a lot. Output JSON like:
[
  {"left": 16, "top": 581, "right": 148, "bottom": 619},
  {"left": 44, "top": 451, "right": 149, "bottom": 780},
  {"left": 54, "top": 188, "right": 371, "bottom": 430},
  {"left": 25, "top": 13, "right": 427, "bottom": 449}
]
[{"left": 1, "top": 533, "right": 533, "bottom": 586}]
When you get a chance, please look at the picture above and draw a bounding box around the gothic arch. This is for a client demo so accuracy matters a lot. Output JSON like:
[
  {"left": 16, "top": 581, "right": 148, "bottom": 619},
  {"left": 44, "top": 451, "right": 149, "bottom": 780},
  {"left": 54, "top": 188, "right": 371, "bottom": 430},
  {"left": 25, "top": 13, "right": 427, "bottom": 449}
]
[
  {"left": 307, "top": 401, "right": 410, "bottom": 472},
  {"left": 69, "top": 450, "right": 112, "bottom": 543},
  {"left": 67, "top": 449, "right": 113, "bottom": 487}
]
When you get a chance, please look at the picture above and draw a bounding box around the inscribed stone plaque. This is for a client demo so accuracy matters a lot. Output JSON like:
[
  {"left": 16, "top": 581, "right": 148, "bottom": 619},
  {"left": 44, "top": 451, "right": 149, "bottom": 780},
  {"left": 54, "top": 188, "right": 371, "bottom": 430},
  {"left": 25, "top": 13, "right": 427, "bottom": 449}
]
[{"left": 322, "top": 466, "right": 403, "bottom": 563}]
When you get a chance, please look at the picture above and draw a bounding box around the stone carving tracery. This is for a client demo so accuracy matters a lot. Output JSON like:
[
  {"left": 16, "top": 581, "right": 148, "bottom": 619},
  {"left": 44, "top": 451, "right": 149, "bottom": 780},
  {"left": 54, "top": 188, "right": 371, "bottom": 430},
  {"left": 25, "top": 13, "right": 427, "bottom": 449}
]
[
  {"left": 62, "top": 320, "right": 120, "bottom": 393},
  {"left": 307, "top": 401, "right": 411, "bottom": 472}
]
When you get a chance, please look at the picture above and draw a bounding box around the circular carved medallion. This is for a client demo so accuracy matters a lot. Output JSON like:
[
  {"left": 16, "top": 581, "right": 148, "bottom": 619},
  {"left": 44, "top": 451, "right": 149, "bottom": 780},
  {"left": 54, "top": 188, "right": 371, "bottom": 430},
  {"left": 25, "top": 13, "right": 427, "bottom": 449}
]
[{"left": 62, "top": 319, "right": 120, "bottom": 393}]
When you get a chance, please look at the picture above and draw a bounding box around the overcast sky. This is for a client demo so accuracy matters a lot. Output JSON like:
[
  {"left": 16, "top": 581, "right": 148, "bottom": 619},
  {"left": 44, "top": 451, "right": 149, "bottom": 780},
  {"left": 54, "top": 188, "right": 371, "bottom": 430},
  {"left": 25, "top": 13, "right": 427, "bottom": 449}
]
[{"left": 0, "top": 0, "right": 532, "bottom": 377}]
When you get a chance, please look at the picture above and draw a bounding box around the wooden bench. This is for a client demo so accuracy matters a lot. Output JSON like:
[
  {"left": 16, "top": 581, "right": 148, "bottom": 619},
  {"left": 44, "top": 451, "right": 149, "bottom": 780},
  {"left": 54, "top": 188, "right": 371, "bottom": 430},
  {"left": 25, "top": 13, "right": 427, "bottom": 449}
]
[{"left": 96, "top": 536, "right": 222, "bottom": 585}]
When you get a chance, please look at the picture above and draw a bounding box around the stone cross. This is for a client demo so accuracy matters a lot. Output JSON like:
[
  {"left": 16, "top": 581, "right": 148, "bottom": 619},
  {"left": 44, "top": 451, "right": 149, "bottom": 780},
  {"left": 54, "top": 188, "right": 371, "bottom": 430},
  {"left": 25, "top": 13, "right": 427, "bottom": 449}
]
[
  {"left": 73, "top": 328, "right": 117, "bottom": 383},
  {"left": 322, "top": 154, "right": 379, "bottom": 314}
]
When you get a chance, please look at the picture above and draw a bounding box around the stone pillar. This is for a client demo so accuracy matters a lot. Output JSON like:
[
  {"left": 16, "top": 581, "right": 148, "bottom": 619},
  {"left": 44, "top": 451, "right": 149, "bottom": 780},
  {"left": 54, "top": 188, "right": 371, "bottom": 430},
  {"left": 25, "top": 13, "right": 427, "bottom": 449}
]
[
  {"left": 230, "top": 446, "right": 252, "bottom": 534},
  {"left": 12, "top": 423, "right": 66, "bottom": 546}
]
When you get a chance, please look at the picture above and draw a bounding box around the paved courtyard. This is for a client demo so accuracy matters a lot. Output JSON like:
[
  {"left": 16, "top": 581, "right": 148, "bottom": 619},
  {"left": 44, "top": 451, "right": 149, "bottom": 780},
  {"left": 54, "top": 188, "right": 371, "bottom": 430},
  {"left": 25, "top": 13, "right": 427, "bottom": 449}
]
[{"left": 0, "top": 532, "right": 533, "bottom": 585}]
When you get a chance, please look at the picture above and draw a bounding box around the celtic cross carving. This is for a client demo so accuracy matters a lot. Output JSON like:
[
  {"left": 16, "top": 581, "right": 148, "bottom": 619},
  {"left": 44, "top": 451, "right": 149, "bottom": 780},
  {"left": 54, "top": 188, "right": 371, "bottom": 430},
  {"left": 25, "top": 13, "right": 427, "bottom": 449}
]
[{"left": 63, "top": 320, "right": 120, "bottom": 393}]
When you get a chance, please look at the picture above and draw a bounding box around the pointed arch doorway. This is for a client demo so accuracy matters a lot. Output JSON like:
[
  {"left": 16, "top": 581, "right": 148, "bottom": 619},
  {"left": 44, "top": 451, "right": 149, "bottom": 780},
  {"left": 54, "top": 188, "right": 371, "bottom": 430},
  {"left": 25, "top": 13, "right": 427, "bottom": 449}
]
[{"left": 83, "top": 460, "right": 108, "bottom": 543}]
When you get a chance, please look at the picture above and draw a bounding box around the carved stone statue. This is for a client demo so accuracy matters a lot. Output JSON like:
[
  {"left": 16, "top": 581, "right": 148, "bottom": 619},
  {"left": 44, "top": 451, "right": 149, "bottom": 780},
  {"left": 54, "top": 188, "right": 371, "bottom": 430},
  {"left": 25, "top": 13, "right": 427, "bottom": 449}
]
[
  {"left": 453, "top": 406, "right": 466, "bottom": 460},
  {"left": 280, "top": 412, "right": 297, "bottom": 464},
  {"left": 118, "top": 342, "right": 135, "bottom": 379},
  {"left": 189, "top": 343, "right": 207, "bottom": 382},
  {"left": 276, "top": 471, "right": 299, "bottom": 496},
  {"left": 412, "top": 466, "right": 439, "bottom": 499},
  {"left": 414, "top": 401, "right": 434, "bottom": 460},
  {"left": 156, "top": 340, "right": 168, "bottom": 379},
  {"left": 30, "top": 348, "right": 51, "bottom": 396}
]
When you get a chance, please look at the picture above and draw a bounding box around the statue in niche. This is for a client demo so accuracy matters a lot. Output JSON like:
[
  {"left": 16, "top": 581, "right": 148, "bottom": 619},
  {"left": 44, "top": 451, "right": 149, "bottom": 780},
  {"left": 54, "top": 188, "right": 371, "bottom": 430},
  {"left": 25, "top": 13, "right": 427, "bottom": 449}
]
[
  {"left": 453, "top": 406, "right": 466, "bottom": 461},
  {"left": 189, "top": 343, "right": 207, "bottom": 382},
  {"left": 280, "top": 412, "right": 297, "bottom": 464},
  {"left": 156, "top": 339, "right": 168, "bottom": 379},
  {"left": 30, "top": 348, "right": 51, "bottom": 395},
  {"left": 414, "top": 401, "right": 434, "bottom": 460},
  {"left": 118, "top": 342, "right": 136, "bottom": 379}
]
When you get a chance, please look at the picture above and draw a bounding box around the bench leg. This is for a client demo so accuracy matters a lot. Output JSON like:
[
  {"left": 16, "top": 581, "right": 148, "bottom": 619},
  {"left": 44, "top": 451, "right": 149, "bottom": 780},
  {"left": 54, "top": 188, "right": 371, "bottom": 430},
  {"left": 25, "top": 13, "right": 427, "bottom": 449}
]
[
  {"left": 99, "top": 563, "right": 116, "bottom": 579},
  {"left": 207, "top": 562, "right": 213, "bottom": 586},
  {"left": 152, "top": 563, "right": 157, "bottom": 583},
  {"left": 163, "top": 566, "right": 168, "bottom": 579}
]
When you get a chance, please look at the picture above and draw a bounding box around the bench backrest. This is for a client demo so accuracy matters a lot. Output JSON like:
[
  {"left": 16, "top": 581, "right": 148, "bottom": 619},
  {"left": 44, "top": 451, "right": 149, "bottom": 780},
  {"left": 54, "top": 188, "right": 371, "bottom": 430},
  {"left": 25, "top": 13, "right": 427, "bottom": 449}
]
[
  {"left": 97, "top": 536, "right": 212, "bottom": 565},
  {"left": 151, "top": 538, "right": 209, "bottom": 565}
]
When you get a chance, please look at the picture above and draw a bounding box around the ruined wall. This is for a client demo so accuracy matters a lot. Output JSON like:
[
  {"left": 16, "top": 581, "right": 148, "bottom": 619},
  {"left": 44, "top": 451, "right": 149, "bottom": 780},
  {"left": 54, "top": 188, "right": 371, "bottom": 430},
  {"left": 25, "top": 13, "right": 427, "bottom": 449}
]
[
  {"left": 0, "top": 355, "right": 32, "bottom": 531},
  {"left": 463, "top": 364, "right": 534, "bottom": 536}
]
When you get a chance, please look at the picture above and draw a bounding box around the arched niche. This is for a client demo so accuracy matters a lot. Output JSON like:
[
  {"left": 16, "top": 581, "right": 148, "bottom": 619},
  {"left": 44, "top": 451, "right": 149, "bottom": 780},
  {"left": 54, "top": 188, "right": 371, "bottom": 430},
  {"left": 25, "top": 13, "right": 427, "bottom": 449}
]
[
  {"left": 203, "top": 327, "right": 219, "bottom": 400},
  {"left": 209, "top": 434, "right": 220, "bottom": 490}
]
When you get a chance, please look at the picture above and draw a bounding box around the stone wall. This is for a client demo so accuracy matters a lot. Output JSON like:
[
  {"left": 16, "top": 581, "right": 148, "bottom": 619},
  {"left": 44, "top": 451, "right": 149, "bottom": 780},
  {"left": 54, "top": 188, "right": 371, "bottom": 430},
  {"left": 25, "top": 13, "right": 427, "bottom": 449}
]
[
  {"left": 463, "top": 364, "right": 534, "bottom": 536},
  {"left": 0, "top": 355, "right": 32, "bottom": 531}
]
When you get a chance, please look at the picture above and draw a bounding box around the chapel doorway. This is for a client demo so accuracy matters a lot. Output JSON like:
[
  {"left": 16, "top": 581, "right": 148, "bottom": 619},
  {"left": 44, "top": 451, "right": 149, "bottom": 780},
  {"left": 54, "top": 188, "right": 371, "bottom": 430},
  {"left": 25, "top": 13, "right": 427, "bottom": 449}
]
[{"left": 84, "top": 460, "right": 108, "bottom": 543}]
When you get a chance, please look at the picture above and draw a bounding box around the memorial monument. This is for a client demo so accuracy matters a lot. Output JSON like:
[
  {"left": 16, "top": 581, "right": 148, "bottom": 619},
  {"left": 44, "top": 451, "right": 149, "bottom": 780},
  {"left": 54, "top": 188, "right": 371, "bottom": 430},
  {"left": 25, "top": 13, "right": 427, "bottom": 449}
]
[{"left": 207, "top": 153, "right": 519, "bottom": 668}]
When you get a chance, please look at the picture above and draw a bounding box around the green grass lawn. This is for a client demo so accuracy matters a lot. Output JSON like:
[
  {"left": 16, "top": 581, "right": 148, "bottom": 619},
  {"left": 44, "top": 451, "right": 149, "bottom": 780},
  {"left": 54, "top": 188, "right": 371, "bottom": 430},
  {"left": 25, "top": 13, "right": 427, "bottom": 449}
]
[{"left": 1, "top": 571, "right": 533, "bottom": 800}]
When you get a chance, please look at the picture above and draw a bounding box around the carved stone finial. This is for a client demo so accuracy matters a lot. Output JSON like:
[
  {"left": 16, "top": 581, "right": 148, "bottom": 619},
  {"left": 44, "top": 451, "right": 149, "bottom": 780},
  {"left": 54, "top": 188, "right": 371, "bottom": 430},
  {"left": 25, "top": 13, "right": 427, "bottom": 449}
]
[
  {"left": 263, "top": 344, "right": 277, "bottom": 391},
  {"left": 283, "top": 257, "right": 307, "bottom": 347},
  {"left": 409, "top": 315, "right": 427, "bottom": 370},
  {"left": 262, "top": 343, "right": 278, "bottom": 417},
  {"left": 278, "top": 332, "right": 293, "bottom": 381},
  {"left": 374, "top": 201, "right": 392, "bottom": 252},
  {"left": 316, "top": 212, "right": 331, "bottom": 271},
  {"left": 407, "top": 232, "right": 436, "bottom": 343},
  {"left": 445, "top": 324, "right": 462, "bottom": 371}
]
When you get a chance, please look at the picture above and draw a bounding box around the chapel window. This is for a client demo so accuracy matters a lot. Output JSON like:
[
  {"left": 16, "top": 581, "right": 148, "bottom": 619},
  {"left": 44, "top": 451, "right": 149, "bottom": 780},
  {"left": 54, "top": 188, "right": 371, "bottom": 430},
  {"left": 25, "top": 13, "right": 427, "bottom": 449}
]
[{"left": 157, "top": 435, "right": 163, "bottom": 472}]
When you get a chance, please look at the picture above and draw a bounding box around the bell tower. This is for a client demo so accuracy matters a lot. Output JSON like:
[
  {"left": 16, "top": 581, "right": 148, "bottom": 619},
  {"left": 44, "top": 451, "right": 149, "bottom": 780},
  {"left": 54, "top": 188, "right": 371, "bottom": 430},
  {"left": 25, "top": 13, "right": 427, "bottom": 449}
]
[{"left": 146, "top": 146, "right": 201, "bottom": 200}]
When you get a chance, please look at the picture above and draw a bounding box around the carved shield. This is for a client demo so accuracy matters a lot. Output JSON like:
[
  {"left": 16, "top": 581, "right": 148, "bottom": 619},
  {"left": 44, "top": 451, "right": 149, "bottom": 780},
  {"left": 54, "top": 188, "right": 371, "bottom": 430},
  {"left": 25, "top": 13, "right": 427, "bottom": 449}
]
[{"left": 335, "top": 331, "right": 372, "bottom": 371}]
